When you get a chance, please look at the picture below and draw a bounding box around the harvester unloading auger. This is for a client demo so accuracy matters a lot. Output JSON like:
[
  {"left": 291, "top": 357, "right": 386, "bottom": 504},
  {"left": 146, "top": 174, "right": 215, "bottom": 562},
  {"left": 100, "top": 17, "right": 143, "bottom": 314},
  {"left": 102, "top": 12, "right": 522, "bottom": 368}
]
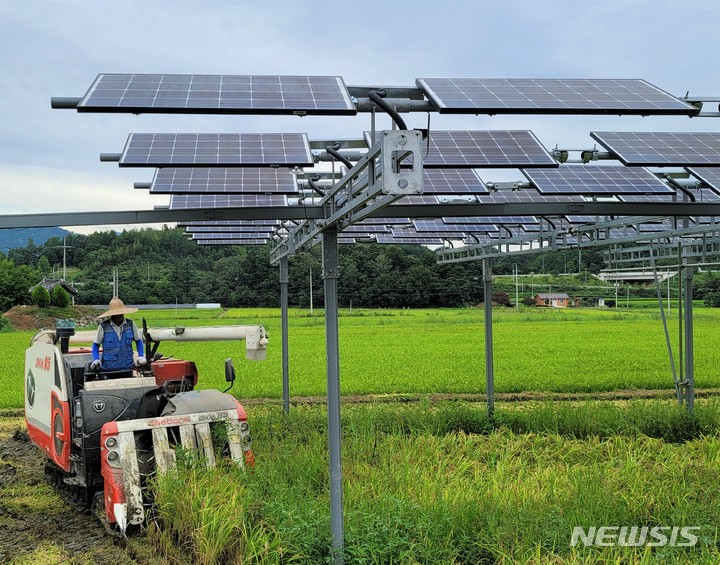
[{"left": 24, "top": 319, "right": 268, "bottom": 534}]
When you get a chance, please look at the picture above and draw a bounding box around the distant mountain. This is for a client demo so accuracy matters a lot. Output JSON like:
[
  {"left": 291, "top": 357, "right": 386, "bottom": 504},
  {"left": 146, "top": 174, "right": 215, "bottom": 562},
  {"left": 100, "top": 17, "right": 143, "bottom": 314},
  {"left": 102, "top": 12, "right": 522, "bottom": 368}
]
[{"left": 0, "top": 227, "right": 72, "bottom": 253}]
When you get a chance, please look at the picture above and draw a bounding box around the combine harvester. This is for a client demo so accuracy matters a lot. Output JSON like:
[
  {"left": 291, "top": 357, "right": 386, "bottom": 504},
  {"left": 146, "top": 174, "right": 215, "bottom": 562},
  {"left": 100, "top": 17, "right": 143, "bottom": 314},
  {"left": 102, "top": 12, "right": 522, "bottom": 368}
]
[{"left": 24, "top": 319, "right": 268, "bottom": 534}]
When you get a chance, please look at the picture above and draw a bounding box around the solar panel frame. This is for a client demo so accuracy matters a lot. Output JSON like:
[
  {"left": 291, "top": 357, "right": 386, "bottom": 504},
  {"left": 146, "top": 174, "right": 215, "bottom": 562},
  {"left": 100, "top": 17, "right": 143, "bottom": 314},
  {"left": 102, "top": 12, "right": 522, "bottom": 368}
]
[
  {"left": 590, "top": 132, "right": 720, "bottom": 166},
  {"left": 78, "top": 74, "right": 357, "bottom": 115},
  {"left": 521, "top": 165, "right": 675, "bottom": 195},
  {"left": 150, "top": 167, "right": 299, "bottom": 194},
  {"left": 416, "top": 78, "right": 698, "bottom": 115},
  {"left": 120, "top": 133, "right": 314, "bottom": 167},
  {"left": 169, "top": 194, "right": 288, "bottom": 209}
]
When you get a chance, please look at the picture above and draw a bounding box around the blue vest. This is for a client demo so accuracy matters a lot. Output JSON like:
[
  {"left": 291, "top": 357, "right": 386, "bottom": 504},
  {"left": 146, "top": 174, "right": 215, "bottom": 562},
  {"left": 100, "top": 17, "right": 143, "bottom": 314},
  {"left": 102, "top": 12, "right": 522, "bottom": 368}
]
[{"left": 101, "top": 319, "right": 135, "bottom": 371}]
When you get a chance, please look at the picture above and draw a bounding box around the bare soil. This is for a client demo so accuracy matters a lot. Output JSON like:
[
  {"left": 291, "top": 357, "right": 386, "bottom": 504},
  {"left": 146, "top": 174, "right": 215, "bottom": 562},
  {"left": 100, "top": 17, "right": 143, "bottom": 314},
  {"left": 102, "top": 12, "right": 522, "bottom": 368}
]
[
  {"left": 0, "top": 415, "right": 177, "bottom": 564},
  {"left": 2, "top": 305, "right": 101, "bottom": 332}
]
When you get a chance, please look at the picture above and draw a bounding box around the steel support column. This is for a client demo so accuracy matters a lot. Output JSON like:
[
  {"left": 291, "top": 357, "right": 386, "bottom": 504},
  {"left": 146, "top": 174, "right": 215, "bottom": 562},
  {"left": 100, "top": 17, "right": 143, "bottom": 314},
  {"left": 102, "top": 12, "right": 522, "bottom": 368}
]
[
  {"left": 483, "top": 257, "right": 495, "bottom": 416},
  {"left": 322, "top": 226, "right": 344, "bottom": 563},
  {"left": 683, "top": 266, "right": 695, "bottom": 413},
  {"left": 279, "top": 258, "right": 290, "bottom": 415}
]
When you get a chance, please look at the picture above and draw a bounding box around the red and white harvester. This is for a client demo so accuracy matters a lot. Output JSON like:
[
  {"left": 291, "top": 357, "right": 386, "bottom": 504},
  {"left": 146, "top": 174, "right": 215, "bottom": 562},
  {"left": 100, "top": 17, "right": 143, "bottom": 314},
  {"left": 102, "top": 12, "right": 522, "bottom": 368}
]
[{"left": 24, "top": 319, "right": 268, "bottom": 534}]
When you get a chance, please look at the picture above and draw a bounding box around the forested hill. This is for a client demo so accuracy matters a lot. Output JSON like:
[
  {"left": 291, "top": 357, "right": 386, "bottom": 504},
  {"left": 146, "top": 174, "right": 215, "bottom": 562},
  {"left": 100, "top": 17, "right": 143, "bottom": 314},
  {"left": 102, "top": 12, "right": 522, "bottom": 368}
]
[
  {"left": 1, "top": 226, "right": 610, "bottom": 310},
  {"left": 0, "top": 227, "right": 71, "bottom": 253}
]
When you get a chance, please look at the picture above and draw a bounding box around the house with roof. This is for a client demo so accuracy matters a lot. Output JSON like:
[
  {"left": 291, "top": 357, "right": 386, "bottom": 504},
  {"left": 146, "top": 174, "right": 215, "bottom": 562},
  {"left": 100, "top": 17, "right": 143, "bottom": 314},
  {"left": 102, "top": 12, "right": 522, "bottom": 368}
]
[
  {"left": 534, "top": 292, "right": 571, "bottom": 308},
  {"left": 30, "top": 278, "right": 79, "bottom": 303}
]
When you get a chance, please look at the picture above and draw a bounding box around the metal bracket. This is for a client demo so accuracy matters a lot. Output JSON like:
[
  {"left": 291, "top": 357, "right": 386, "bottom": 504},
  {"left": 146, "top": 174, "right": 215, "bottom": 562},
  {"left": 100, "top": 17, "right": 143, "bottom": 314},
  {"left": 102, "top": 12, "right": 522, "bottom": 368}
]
[{"left": 381, "top": 130, "right": 423, "bottom": 195}]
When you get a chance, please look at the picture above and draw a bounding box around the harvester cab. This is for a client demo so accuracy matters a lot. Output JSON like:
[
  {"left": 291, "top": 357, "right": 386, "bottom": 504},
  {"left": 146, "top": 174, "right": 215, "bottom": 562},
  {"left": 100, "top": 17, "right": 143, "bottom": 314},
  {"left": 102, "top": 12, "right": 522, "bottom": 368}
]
[{"left": 24, "top": 319, "right": 268, "bottom": 534}]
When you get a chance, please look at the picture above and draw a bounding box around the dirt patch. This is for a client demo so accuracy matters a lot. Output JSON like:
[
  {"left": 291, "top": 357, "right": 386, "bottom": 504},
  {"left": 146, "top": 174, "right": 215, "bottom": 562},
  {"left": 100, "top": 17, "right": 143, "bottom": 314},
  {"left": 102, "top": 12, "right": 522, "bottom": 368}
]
[
  {"left": 2, "top": 305, "right": 101, "bottom": 332},
  {"left": 0, "top": 418, "right": 176, "bottom": 564}
]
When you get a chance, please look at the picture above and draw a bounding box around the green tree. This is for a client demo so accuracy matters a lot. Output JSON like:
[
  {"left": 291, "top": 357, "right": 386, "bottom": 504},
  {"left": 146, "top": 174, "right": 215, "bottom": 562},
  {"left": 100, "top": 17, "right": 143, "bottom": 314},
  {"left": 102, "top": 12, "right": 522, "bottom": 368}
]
[
  {"left": 36, "top": 255, "right": 52, "bottom": 276},
  {"left": 0, "top": 257, "right": 39, "bottom": 311},
  {"left": 31, "top": 285, "right": 51, "bottom": 307},
  {"left": 51, "top": 285, "right": 71, "bottom": 307}
]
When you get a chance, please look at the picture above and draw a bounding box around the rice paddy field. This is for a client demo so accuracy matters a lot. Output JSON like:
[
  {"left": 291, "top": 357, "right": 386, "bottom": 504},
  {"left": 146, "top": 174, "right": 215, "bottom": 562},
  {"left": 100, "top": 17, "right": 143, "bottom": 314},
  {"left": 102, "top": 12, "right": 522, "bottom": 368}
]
[{"left": 2, "top": 307, "right": 719, "bottom": 563}]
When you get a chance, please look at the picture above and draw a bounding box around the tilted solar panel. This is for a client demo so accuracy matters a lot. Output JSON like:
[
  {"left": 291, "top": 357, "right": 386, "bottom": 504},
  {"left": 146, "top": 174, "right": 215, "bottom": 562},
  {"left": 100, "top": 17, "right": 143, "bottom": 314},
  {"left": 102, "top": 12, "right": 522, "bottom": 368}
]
[
  {"left": 521, "top": 165, "right": 674, "bottom": 194},
  {"left": 78, "top": 74, "right": 356, "bottom": 115},
  {"left": 151, "top": 167, "right": 299, "bottom": 193},
  {"left": 177, "top": 219, "right": 280, "bottom": 227},
  {"left": 169, "top": 194, "right": 288, "bottom": 209},
  {"left": 590, "top": 132, "right": 720, "bottom": 166},
  {"left": 366, "top": 130, "right": 557, "bottom": 168},
  {"left": 442, "top": 216, "right": 538, "bottom": 224},
  {"left": 195, "top": 239, "right": 268, "bottom": 245},
  {"left": 191, "top": 232, "right": 272, "bottom": 239},
  {"left": 415, "top": 78, "right": 697, "bottom": 115},
  {"left": 375, "top": 234, "right": 445, "bottom": 245},
  {"left": 422, "top": 169, "right": 489, "bottom": 193},
  {"left": 120, "top": 133, "right": 313, "bottom": 167}
]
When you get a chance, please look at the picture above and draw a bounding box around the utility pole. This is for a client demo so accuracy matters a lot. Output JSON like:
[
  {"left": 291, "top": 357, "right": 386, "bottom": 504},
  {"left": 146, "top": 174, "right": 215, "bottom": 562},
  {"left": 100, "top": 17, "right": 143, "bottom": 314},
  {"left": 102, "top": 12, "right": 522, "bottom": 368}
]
[{"left": 309, "top": 265, "right": 314, "bottom": 315}]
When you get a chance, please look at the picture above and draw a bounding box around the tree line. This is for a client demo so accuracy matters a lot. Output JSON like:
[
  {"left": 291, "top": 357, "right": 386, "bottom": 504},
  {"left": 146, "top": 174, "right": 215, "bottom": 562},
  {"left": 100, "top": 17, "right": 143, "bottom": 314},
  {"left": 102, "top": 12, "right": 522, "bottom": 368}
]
[{"left": 2, "top": 226, "right": 719, "bottom": 310}]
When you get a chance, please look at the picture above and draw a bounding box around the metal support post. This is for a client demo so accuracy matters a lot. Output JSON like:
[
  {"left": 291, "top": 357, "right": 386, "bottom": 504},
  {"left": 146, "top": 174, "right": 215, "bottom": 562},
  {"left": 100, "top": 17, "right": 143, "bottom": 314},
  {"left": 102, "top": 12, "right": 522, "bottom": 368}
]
[
  {"left": 322, "top": 227, "right": 344, "bottom": 563},
  {"left": 279, "top": 258, "right": 290, "bottom": 415},
  {"left": 483, "top": 257, "right": 495, "bottom": 416},
  {"left": 683, "top": 266, "right": 695, "bottom": 413}
]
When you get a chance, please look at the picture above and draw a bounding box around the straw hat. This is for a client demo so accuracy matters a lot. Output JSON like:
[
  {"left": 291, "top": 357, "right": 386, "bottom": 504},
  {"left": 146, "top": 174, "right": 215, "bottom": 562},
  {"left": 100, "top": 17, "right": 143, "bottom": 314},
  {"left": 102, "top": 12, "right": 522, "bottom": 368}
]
[{"left": 97, "top": 297, "right": 138, "bottom": 319}]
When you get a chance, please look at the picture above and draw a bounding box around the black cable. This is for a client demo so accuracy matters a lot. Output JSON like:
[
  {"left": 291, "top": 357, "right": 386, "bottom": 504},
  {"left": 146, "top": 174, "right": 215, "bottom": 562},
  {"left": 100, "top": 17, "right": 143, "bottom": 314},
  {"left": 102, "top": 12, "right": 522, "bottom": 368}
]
[
  {"left": 307, "top": 174, "right": 325, "bottom": 196},
  {"left": 368, "top": 89, "right": 407, "bottom": 130},
  {"left": 325, "top": 143, "right": 353, "bottom": 169}
]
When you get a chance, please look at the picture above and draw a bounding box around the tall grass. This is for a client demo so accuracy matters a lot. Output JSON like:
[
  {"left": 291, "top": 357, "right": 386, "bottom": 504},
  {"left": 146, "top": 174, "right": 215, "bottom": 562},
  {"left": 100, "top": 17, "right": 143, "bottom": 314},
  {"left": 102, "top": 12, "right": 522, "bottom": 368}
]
[{"left": 150, "top": 400, "right": 720, "bottom": 563}]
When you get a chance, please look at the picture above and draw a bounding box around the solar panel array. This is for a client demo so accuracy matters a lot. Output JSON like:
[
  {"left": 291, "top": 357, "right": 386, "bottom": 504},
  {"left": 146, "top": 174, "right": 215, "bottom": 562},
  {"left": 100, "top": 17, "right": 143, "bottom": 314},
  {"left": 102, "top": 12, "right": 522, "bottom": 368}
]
[
  {"left": 415, "top": 78, "right": 697, "bottom": 115},
  {"left": 78, "top": 74, "right": 356, "bottom": 115},
  {"left": 590, "top": 132, "right": 720, "bottom": 166},
  {"left": 151, "top": 168, "right": 298, "bottom": 193},
  {"left": 68, "top": 73, "right": 718, "bottom": 249},
  {"left": 521, "top": 165, "right": 674, "bottom": 195},
  {"left": 120, "top": 133, "right": 313, "bottom": 167}
]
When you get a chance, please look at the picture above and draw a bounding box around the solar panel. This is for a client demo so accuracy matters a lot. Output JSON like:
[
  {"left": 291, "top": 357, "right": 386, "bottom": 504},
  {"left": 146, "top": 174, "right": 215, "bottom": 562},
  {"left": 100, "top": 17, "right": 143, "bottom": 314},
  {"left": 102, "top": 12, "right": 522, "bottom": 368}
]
[
  {"left": 151, "top": 168, "right": 298, "bottom": 193},
  {"left": 191, "top": 232, "right": 271, "bottom": 239},
  {"left": 120, "top": 133, "right": 313, "bottom": 167},
  {"left": 422, "top": 169, "right": 489, "bottom": 193},
  {"left": 366, "top": 130, "right": 557, "bottom": 168},
  {"left": 390, "top": 196, "right": 441, "bottom": 205},
  {"left": 185, "top": 225, "right": 273, "bottom": 233},
  {"left": 616, "top": 193, "right": 676, "bottom": 202},
  {"left": 375, "top": 234, "right": 445, "bottom": 245},
  {"left": 169, "top": 194, "right": 288, "bottom": 209},
  {"left": 178, "top": 219, "right": 280, "bottom": 227},
  {"left": 686, "top": 167, "right": 720, "bottom": 192},
  {"left": 78, "top": 74, "right": 356, "bottom": 115},
  {"left": 392, "top": 228, "right": 460, "bottom": 238},
  {"left": 521, "top": 165, "right": 674, "bottom": 194},
  {"left": 415, "top": 78, "right": 697, "bottom": 115},
  {"left": 442, "top": 216, "right": 537, "bottom": 224},
  {"left": 342, "top": 224, "right": 389, "bottom": 233},
  {"left": 590, "top": 132, "right": 720, "bottom": 166},
  {"left": 195, "top": 239, "right": 268, "bottom": 245},
  {"left": 414, "top": 221, "right": 498, "bottom": 233},
  {"left": 479, "top": 190, "right": 572, "bottom": 203}
]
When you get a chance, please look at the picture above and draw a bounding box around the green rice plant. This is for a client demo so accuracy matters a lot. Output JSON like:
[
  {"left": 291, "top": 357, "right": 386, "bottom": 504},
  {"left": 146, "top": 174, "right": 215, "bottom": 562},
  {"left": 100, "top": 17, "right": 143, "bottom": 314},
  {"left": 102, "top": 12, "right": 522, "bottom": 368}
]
[{"left": 149, "top": 401, "right": 720, "bottom": 563}]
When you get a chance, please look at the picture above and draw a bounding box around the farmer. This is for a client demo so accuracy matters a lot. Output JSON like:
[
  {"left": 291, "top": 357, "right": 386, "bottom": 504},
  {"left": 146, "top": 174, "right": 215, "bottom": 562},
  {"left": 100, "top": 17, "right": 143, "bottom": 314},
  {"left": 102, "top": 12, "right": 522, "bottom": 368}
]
[{"left": 90, "top": 297, "right": 147, "bottom": 372}]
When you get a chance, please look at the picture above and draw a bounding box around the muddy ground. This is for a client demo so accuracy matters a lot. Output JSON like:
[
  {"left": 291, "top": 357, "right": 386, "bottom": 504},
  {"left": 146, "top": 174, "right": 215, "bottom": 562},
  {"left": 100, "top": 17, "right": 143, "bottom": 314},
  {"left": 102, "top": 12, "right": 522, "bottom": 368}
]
[{"left": 0, "top": 412, "right": 185, "bottom": 565}]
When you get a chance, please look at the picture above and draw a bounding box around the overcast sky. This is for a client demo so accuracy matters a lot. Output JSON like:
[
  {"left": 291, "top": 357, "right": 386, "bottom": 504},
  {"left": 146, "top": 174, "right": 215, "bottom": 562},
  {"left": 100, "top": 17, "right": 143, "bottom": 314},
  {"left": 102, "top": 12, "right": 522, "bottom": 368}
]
[{"left": 1, "top": 0, "right": 718, "bottom": 233}]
